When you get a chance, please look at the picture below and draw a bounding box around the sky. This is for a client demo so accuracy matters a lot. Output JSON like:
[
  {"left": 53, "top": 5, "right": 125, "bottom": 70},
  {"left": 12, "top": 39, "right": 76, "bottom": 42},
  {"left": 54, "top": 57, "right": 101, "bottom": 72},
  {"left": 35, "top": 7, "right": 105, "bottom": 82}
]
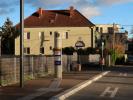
[{"left": 0, "top": 0, "right": 133, "bottom": 38}]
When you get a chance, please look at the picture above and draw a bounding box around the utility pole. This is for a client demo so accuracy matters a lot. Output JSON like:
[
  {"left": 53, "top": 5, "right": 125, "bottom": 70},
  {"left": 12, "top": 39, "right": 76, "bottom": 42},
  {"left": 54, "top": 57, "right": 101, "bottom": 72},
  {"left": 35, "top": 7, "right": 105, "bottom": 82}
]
[
  {"left": 101, "top": 42, "right": 104, "bottom": 71},
  {"left": 0, "top": 37, "right": 1, "bottom": 56},
  {"left": 20, "top": 0, "right": 24, "bottom": 88},
  {"left": 112, "top": 23, "right": 115, "bottom": 66},
  {"left": 112, "top": 23, "right": 115, "bottom": 50}
]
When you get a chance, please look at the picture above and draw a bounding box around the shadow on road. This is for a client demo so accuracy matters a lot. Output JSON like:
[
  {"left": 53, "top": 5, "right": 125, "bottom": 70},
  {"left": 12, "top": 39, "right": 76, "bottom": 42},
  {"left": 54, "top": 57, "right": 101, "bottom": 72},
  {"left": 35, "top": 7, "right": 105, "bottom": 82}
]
[{"left": 81, "top": 63, "right": 133, "bottom": 73}]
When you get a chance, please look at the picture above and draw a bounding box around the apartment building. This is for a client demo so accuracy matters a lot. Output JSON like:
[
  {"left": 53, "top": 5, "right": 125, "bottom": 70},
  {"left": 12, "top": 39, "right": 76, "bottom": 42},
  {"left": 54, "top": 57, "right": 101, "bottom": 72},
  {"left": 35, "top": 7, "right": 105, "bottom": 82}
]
[{"left": 95, "top": 24, "right": 128, "bottom": 53}]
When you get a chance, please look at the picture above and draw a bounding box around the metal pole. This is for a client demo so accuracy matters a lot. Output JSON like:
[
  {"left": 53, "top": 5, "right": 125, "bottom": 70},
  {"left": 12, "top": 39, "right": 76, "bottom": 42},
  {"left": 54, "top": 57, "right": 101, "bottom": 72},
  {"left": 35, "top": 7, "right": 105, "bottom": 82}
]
[
  {"left": 20, "top": 0, "right": 24, "bottom": 88},
  {"left": 112, "top": 23, "right": 115, "bottom": 66},
  {"left": 0, "top": 37, "right": 1, "bottom": 85},
  {"left": 101, "top": 42, "right": 104, "bottom": 71},
  {"left": 113, "top": 23, "right": 115, "bottom": 50},
  {"left": 0, "top": 37, "right": 1, "bottom": 56},
  {"left": 102, "top": 42, "right": 104, "bottom": 58}
]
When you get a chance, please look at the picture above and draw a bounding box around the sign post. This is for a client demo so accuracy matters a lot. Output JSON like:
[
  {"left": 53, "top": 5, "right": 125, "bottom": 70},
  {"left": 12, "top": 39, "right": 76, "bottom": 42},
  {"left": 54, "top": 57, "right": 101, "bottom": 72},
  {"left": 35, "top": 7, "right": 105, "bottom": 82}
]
[
  {"left": 54, "top": 32, "right": 62, "bottom": 79},
  {"left": 75, "top": 40, "right": 85, "bottom": 71}
]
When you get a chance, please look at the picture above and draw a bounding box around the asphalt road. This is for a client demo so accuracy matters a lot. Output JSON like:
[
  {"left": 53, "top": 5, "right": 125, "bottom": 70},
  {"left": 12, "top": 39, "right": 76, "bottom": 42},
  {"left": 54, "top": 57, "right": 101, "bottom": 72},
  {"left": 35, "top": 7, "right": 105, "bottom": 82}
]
[{"left": 66, "top": 65, "right": 133, "bottom": 100}]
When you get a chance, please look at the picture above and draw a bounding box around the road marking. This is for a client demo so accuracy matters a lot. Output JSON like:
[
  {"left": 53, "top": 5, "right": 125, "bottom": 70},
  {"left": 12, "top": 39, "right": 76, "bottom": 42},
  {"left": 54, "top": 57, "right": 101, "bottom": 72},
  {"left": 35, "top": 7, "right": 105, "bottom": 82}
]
[
  {"left": 100, "top": 87, "right": 119, "bottom": 98},
  {"left": 17, "top": 78, "right": 62, "bottom": 100},
  {"left": 49, "top": 78, "right": 61, "bottom": 89},
  {"left": 119, "top": 73, "right": 127, "bottom": 76},
  {"left": 50, "top": 71, "right": 110, "bottom": 100}
]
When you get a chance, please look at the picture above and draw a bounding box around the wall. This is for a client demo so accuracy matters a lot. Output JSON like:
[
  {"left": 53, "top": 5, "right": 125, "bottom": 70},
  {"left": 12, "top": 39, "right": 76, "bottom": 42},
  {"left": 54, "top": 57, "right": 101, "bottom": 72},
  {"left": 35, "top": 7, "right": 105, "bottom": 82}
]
[
  {"left": 0, "top": 55, "right": 68, "bottom": 86},
  {"left": 0, "top": 54, "right": 100, "bottom": 86}
]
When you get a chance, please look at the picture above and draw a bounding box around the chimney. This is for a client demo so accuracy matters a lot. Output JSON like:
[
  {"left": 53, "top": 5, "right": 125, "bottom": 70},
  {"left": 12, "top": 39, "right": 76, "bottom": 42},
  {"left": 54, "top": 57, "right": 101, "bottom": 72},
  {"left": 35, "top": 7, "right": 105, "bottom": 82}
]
[
  {"left": 69, "top": 6, "right": 74, "bottom": 18},
  {"left": 38, "top": 8, "right": 43, "bottom": 17}
]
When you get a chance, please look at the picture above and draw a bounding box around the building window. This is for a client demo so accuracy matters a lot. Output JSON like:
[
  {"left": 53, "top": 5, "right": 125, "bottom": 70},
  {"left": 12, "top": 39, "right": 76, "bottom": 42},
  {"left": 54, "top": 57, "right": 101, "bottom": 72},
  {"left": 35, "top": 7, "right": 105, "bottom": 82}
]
[
  {"left": 108, "top": 27, "right": 113, "bottom": 34},
  {"left": 66, "top": 32, "right": 68, "bottom": 39},
  {"left": 50, "top": 46, "right": 52, "bottom": 50},
  {"left": 100, "top": 27, "right": 103, "bottom": 33},
  {"left": 50, "top": 32, "right": 52, "bottom": 35},
  {"left": 96, "top": 27, "right": 99, "bottom": 32},
  {"left": 40, "top": 47, "right": 44, "bottom": 54},
  {"left": 24, "top": 47, "right": 30, "bottom": 54},
  {"left": 39, "top": 32, "right": 44, "bottom": 39},
  {"left": 24, "top": 32, "right": 30, "bottom": 39}
]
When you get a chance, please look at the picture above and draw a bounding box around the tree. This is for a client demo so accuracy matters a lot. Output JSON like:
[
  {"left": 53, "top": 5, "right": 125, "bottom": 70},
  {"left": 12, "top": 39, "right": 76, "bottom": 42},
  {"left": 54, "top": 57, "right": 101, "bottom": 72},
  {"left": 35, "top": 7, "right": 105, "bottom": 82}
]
[
  {"left": 0, "top": 18, "right": 18, "bottom": 55},
  {"left": 62, "top": 47, "right": 75, "bottom": 55}
]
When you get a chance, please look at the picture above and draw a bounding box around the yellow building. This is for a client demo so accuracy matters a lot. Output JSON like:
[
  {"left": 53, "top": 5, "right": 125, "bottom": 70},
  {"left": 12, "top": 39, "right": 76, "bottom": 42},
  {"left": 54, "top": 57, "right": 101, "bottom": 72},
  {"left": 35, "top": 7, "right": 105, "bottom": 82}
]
[{"left": 15, "top": 7, "right": 95, "bottom": 55}]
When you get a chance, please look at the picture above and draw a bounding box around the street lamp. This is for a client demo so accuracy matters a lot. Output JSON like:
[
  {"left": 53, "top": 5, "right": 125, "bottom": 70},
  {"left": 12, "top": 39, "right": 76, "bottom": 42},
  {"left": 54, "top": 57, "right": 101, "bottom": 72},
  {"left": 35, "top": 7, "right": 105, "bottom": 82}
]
[
  {"left": 102, "top": 42, "right": 104, "bottom": 58},
  {"left": 20, "top": 0, "right": 24, "bottom": 88},
  {"left": 101, "top": 41, "right": 104, "bottom": 71}
]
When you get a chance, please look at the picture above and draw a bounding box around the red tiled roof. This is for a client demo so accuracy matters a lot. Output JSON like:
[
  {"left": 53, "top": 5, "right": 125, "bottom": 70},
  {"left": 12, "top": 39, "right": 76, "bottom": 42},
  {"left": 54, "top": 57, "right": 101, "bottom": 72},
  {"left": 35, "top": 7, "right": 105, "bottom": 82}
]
[{"left": 16, "top": 8, "right": 95, "bottom": 28}]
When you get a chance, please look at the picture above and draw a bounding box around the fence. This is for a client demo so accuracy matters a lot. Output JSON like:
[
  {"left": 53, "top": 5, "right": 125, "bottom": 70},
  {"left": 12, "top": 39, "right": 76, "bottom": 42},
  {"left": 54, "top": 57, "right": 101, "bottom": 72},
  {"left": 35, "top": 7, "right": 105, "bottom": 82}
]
[{"left": 0, "top": 54, "right": 99, "bottom": 86}]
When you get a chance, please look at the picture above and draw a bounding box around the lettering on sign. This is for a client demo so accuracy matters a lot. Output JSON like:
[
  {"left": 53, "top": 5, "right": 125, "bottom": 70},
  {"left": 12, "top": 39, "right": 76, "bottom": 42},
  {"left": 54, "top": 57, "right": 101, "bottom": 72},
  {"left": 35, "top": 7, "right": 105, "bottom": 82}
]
[{"left": 55, "top": 61, "right": 61, "bottom": 65}]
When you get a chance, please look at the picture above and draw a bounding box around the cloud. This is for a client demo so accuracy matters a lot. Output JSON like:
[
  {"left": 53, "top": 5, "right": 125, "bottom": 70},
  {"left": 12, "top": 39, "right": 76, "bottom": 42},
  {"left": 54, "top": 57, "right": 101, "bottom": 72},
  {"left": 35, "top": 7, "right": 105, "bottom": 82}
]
[
  {"left": 97, "top": 0, "right": 133, "bottom": 5},
  {"left": 0, "top": 0, "right": 18, "bottom": 15},
  {"left": 0, "top": 8, "right": 15, "bottom": 15},
  {"left": 25, "top": 0, "right": 66, "bottom": 8},
  {"left": 1, "top": 0, "right": 133, "bottom": 18},
  {"left": 95, "top": 0, "right": 133, "bottom": 6},
  {"left": 80, "top": 7, "right": 101, "bottom": 18},
  {"left": 25, "top": 0, "right": 133, "bottom": 18},
  {"left": 25, "top": 0, "right": 101, "bottom": 18}
]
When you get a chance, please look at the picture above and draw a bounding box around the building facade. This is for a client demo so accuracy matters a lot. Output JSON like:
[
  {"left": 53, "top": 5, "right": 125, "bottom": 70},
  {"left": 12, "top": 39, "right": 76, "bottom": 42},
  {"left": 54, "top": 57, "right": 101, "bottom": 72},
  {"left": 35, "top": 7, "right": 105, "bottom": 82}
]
[
  {"left": 15, "top": 7, "right": 95, "bottom": 55},
  {"left": 95, "top": 24, "right": 128, "bottom": 53}
]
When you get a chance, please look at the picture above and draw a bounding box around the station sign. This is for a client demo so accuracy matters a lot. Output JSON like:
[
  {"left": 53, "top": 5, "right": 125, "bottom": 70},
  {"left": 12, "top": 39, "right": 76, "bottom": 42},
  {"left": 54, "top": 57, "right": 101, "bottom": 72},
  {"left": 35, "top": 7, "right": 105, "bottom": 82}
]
[{"left": 75, "top": 41, "right": 85, "bottom": 48}]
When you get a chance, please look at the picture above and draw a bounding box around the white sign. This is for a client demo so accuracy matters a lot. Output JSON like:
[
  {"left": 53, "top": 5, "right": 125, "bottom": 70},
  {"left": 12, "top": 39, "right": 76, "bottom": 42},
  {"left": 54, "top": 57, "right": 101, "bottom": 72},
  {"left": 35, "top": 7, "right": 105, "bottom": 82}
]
[
  {"left": 54, "top": 50, "right": 61, "bottom": 56},
  {"left": 75, "top": 41, "right": 85, "bottom": 47}
]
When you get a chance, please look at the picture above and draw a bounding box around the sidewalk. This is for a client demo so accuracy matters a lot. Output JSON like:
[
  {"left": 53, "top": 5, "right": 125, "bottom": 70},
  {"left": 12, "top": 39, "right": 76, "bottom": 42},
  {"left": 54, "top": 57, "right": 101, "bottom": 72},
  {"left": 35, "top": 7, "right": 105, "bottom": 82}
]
[{"left": 0, "top": 71, "right": 102, "bottom": 100}]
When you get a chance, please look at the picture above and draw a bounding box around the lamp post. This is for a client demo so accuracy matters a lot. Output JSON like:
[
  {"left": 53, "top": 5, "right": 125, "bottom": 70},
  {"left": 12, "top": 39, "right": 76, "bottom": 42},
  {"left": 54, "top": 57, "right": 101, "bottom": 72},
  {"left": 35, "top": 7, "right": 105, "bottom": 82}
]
[
  {"left": 0, "top": 36, "right": 1, "bottom": 56},
  {"left": 20, "top": 0, "right": 24, "bottom": 88},
  {"left": 102, "top": 42, "right": 104, "bottom": 58},
  {"left": 101, "top": 41, "right": 104, "bottom": 71}
]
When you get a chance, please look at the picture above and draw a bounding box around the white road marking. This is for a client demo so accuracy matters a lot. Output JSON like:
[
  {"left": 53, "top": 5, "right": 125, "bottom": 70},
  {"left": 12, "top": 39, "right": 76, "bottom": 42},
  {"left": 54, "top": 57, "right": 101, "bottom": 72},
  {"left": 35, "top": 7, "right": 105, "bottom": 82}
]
[
  {"left": 17, "top": 78, "right": 62, "bottom": 100},
  {"left": 50, "top": 71, "right": 110, "bottom": 100},
  {"left": 100, "top": 87, "right": 119, "bottom": 98},
  {"left": 119, "top": 73, "right": 127, "bottom": 76},
  {"left": 49, "top": 78, "right": 61, "bottom": 89}
]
